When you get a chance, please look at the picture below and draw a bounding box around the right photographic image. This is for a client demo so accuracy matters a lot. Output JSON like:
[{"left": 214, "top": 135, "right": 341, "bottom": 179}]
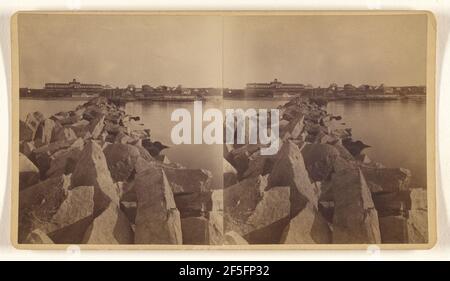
[{"left": 222, "top": 13, "right": 433, "bottom": 245}]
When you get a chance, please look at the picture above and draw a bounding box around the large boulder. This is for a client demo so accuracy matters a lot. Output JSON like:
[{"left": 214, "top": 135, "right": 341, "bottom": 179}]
[
  {"left": 34, "top": 119, "right": 59, "bottom": 147},
  {"left": 361, "top": 167, "right": 411, "bottom": 194},
  {"left": 379, "top": 210, "right": 428, "bottom": 244},
  {"left": 134, "top": 164, "right": 182, "bottom": 244},
  {"left": 243, "top": 186, "right": 291, "bottom": 244},
  {"left": 280, "top": 203, "right": 331, "bottom": 244},
  {"left": 330, "top": 158, "right": 381, "bottom": 244},
  {"left": 19, "top": 177, "right": 95, "bottom": 244},
  {"left": 45, "top": 138, "right": 84, "bottom": 178},
  {"left": 19, "top": 153, "right": 40, "bottom": 190},
  {"left": 371, "top": 188, "right": 426, "bottom": 217},
  {"left": 71, "top": 141, "right": 118, "bottom": 213},
  {"left": 377, "top": 188, "right": 428, "bottom": 243},
  {"left": 29, "top": 139, "right": 79, "bottom": 177},
  {"left": 268, "top": 140, "right": 320, "bottom": 214},
  {"left": 224, "top": 176, "right": 290, "bottom": 244},
  {"left": 103, "top": 143, "right": 141, "bottom": 182},
  {"left": 224, "top": 176, "right": 266, "bottom": 231},
  {"left": 301, "top": 143, "right": 340, "bottom": 182},
  {"left": 82, "top": 202, "right": 134, "bottom": 244}
]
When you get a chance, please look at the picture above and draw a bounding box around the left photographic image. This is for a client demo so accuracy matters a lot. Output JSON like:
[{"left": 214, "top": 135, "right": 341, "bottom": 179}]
[{"left": 15, "top": 13, "right": 224, "bottom": 246}]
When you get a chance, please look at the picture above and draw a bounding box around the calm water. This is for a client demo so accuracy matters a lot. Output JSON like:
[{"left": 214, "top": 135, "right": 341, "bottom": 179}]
[
  {"left": 223, "top": 99, "right": 427, "bottom": 188},
  {"left": 20, "top": 98, "right": 427, "bottom": 188}
]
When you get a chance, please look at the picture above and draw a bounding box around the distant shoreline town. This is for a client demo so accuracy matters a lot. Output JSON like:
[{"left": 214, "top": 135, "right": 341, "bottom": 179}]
[{"left": 20, "top": 78, "right": 426, "bottom": 102}]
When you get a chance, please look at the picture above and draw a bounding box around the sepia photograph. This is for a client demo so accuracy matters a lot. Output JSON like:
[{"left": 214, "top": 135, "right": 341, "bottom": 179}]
[{"left": 12, "top": 11, "right": 435, "bottom": 248}]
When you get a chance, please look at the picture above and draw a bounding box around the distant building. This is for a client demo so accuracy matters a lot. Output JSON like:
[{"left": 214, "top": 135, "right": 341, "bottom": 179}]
[
  {"left": 45, "top": 79, "right": 104, "bottom": 92},
  {"left": 245, "top": 78, "right": 307, "bottom": 97}
]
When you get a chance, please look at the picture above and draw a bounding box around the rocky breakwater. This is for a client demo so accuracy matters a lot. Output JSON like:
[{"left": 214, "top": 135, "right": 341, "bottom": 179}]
[
  {"left": 18, "top": 97, "right": 222, "bottom": 245},
  {"left": 223, "top": 97, "right": 428, "bottom": 244}
]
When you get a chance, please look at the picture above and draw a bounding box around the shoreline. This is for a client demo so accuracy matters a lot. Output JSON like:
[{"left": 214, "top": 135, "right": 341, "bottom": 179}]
[{"left": 20, "top": 96, "right": 425, "bottom": 102}]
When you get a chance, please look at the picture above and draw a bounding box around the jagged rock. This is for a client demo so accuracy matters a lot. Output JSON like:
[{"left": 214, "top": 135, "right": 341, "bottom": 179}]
[
  {"left": 243, "top": 186, "right": 291, "bottom": 244},
  {"left": 330, "top": 158, "right": 381, "bottom": 244},
  {"left": 280, "top": 114, "right": 304, "bottom": 140},
  {"left": 379, "top": 210, "right": 428, "bottom": 243},
  {"left": 134, "top": 165, "right": 182, "bottom": 244},
  {"left": 301, "top": 143, "right": 340, "bottom": 182},
  {"left": 361, "top": 167, "right": 411, "bottom": 194},
  {"left": 19, "top": 175, "right": 71, "bottom": 242},
  {"left": 19, "top": 153, "right": 39, "bottom": 190},
  {"left": 87, "top": 115, "right": 105, "bottom": 139},
  {"left": 45, "top": 185, "right": 95, "bottom": 244},
  {"left": 35, "top": 119, "right": 59, "bottom": 146},
  {"left": 224, "top": 231, "right": 249, "bottom": 245},
  {"left": 208, "top": 211, "right": 224, "bottom": 245},
  {"left": 50, "top": 111, "right": 82, "bottom": 125},
  {"left": 241, "top": 151, "right": 275, "bottom": 180},
  {"left": 45, "top": 139, "right": 84, "bottom": 178},
  {"left": 223, "top": 158, "right": 238, "bottom": 188},
  {"left": 280, "top": 203, "right": 331, "bottom": 244},
  {"left": 227, "top": 144, "right": 261, "bottom": 175},
  {"left": 409, "top": 188, "right": 427, "bottom": 210},
  {"left": 224, "top": 177, "right": 290, "bottom": 244},
  {"left": 224, "top": 176, "right": 266, "bottom": 230},
  {"left": 24, "top": 229, "right": 54, "bottom": 244},
  {"left": 20, "top": 141, "right": 36, "bottom": 157},
  {"left": 406, "top": 210, "right": 428, "bottom": 243},
  {"left": 268, "top": 140, "right": 319, "bottom": 213},
  {"left": 162, "top": 167, "right": 213, "bottom": 194},
  {"left": 68, "top": 120, "right": 90, "bottom": 137},
  {"left": 103, "top": 143, "right": 141, "bottom": 182},
  {"left": 372, "top": 190, "right": 413, "bottom": 217},
  {"left": 174, "top": 191, "right": 212, "bottom": 218},
  {"left": 20, "top": 112, "right": 45, "bottom": 141},
  {"left": 377, "top": 188, "right": 427, "bottom": 243},
  {"left": 181, "top": 216, "right": 222, "bottom": 245},
  {"left": 120, "top": 201, "right": 137, "bottom": 224},
  {"left": 71, "top": 141, "right": 118, "bottom": 212},
  {"left": 51, "top": 126, "right": 77, "bottom": 143},
  {"left": 82, "top": 202, "right": 134, "bottom": 244},
  {"left": 20, "top": 120, "right": 34, "bottom": 142},
  {"left": 19, "top": 177, "right": 95, "bottom": 244},
  {"left": 223, "top": 143, "right": 234, "bottom": 159},
  {"left": 30, "top": 139, "right": 79, "bottom": 177}
]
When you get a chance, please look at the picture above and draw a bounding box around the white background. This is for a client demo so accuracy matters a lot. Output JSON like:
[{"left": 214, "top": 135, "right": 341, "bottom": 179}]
[{"left": 0, "top": 0, "right": 449, "bottom": 261}]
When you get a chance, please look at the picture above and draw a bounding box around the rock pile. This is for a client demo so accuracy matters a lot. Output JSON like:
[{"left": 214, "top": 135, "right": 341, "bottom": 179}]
[
  {"left": 19, "top": 97, "right": 220, "bottom": 245},
  {"left": 223, "top": 97, "right": 428, "bottom": 244}
]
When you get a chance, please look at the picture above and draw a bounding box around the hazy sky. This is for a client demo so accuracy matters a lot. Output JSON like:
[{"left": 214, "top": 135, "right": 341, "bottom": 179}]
[
  {"left": 18, "top": 14, "right": 427, "bottom": 88},
  {"left": 18, "top": 14, "right": 223, "bottom": 88}
]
